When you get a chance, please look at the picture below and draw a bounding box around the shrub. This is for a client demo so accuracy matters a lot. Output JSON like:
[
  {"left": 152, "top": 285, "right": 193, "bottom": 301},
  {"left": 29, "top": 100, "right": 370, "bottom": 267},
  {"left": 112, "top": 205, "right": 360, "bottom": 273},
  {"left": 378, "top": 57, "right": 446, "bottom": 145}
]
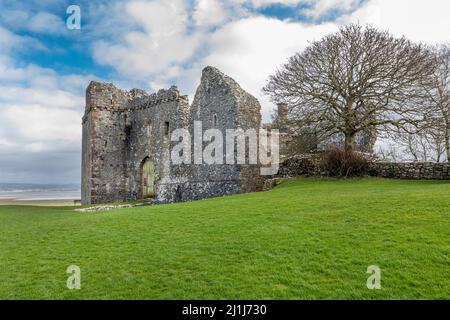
[
  {"left": 321, "top": 148, "right": 370, "bottom": 178},
  {"left": 279, "top": 155, "right": 318, "bottom": 177}
]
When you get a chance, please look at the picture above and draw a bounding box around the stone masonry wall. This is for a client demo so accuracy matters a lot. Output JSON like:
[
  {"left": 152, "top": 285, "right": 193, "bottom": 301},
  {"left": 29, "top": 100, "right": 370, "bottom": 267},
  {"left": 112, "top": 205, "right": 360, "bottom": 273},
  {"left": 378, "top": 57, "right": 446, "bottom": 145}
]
[
  {"left": 369, "top": 162, "right": 450, "bottom": 180},
  {"left": 277, "top": 153, "right": 450, "bottom": 180},
  {"left": 188, "top": 66, "right": 264, "bottom": 199},
  {"left": 123, "top": 87, "right": 191, "bottom": 204},
  {"left": 82, "top": 81, "right": 191, "bottom": 205},
  {"left": 82, "top": 82, "right": 132, "bottom": 204}
]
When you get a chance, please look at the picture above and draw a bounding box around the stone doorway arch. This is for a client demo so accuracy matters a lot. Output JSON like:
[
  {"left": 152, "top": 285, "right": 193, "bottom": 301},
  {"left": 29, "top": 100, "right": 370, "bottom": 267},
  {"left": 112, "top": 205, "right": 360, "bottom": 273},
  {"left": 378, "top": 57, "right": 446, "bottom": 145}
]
[{"left": 140, "top": 157, "right": 155, "bottom": 199}]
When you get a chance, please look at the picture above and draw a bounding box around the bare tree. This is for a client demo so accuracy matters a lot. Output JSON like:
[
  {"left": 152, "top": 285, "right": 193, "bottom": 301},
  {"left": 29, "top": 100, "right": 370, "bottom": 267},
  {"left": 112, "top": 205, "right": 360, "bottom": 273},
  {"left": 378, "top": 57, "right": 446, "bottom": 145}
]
[
  {"left": 390, "top": 126, "right": 446, "bottom": 162},
  {"left": 263, "top": 24, "right": 436, "bottom": 153},
  {"left": 422, "top": 44, "right": 450, "bottom": 161},
  {"left": 376, "top": 144, "right": 401, "bottom": 162}
]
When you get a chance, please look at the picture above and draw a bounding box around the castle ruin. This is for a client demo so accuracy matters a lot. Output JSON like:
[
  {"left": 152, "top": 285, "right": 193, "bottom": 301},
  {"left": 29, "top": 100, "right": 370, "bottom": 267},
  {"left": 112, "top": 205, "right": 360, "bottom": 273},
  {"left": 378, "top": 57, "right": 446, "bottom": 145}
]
[{"left": 81, "top": 66, "right": 265, "bottom": 205}]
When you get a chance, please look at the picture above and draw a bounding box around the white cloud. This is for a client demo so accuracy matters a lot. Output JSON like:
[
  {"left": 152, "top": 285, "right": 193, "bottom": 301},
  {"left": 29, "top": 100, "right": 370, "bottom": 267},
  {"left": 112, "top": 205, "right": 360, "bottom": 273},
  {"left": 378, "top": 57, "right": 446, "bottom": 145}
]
[
  {"left": 241, "top": 0, "right": 361, "bottom": 18},
  {"left": 0, "top": 10, "right": 65, "bottom": 35},
  {"left": 0, "top": 25, "right": 85, "bottom": 157},
  {"left": 0, "top": 26, "right": 47, "bottom": 54},
  {"left": 27, "top": 11, "right": 65, "bottom": 34},
  {"left": 93, "top": 0, "right": 202, "bottom": 79},
  {"left": 0, "top": 86, "right": 83, "bottom": 109},
  {"left": 193, "top": 0, "right": 228, "bottom": 27},
  {"left": 305, "top": 0, "right": 361, "bottom": 18},
  {"left": 342, "top": 0, "right": 450, "bottom": 44},
  {"left": 246, "top": 0, "right": 303, "bottom": 7},
  {"left": 0, "top": 104, "right": 82, "bottom": 143},
  {"left": 202, "top": 16, "right": 337, "bottom": 120},
  {"left": 0, "top": 54, "right": 89, "bottom": 182},
  {"left": 0, "top": 26, "right": 26, "bottom": 53}
]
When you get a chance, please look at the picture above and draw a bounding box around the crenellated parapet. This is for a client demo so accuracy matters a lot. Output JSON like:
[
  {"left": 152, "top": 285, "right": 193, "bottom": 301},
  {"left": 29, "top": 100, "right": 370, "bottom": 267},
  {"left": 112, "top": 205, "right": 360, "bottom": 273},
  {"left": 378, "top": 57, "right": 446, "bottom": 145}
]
[
  {"left": 84, "top": 81, "right": 130, "bottom": 114},
  {"left": 83, "top": 82, "right": 188, "bottom": 124},
  {"left": 129, "top": 86, "right": 182, "bottom": 110}
]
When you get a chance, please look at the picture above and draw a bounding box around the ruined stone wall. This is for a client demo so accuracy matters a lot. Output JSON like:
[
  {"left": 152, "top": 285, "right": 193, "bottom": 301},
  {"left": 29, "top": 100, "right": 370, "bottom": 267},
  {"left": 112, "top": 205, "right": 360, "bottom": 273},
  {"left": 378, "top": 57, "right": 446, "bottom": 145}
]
[
  {"left": 186, "top": 66, "right": 264, "bottom": 201},
  {"left": 127, "top": 87, "right": 191, "bottom": 204},
  {"left": 235, "top": 82, "right": 264, "bottom": 193},
  {"left": 82, "top": 82, "right": 131, "bottom": 204},
  {"left": 82, "top": 82, "right": 191, "bottom": 205},
  {"left": 277, "top": 154, "right": 450, "bottom": 181},
  {"left": 369, "top": 162, "right": 450, "bottom": 180},
  {"left": 277, "top": 154, "right": 324, "bottom": 177}
]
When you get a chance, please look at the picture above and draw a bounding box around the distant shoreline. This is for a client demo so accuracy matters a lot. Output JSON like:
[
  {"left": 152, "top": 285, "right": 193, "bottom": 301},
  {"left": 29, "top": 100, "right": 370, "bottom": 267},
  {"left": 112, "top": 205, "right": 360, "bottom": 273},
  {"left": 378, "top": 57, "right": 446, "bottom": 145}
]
[
  {"left": 0, "top": 183, "right": 81, "bottom": 206},
  {"left": 0, "top": 188, "right": 81, "bottom": 207},
  {"left": 0, "top": 197, "right": 80, "bottom": 207}
]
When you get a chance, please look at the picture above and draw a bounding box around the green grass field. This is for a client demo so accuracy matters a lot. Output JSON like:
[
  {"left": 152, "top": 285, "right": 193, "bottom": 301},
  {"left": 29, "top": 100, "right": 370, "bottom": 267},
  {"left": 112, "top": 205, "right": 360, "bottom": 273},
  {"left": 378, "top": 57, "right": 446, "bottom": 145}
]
[{"left": 0, "top": 178, "right": 449, "bottom": 300}]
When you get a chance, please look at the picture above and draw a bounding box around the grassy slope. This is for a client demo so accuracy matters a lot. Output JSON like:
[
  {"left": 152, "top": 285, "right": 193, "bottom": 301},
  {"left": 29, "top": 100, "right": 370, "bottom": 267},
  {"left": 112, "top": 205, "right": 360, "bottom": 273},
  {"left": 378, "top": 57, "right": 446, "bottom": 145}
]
[{"left": 0, "top": 178, "right": 448, "bottom": 300}]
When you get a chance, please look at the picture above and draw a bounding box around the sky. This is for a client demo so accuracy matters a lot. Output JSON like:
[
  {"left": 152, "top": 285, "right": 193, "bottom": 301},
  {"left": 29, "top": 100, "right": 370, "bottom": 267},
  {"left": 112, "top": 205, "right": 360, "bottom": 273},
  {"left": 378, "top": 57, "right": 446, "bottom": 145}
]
[{"left": 0, "top": 0, "right": 450, "bottom": 185}]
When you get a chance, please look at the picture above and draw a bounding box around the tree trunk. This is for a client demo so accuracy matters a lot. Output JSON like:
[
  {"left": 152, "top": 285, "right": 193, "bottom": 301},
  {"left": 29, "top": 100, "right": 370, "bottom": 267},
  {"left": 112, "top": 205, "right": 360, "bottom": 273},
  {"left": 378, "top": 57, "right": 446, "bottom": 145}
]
[
  {"left": 344, "top": 133, "right": 356, "bottom": 153},
  {"left": 446, "top": 125, "right": 450, "bottom": 162}
]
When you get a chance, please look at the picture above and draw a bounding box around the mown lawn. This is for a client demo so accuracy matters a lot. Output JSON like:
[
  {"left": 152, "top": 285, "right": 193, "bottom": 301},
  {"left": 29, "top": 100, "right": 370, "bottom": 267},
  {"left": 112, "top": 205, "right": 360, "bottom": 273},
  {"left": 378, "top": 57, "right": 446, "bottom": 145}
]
[{"left": 0, "top": 178, "right": 449, "bottom": 300}]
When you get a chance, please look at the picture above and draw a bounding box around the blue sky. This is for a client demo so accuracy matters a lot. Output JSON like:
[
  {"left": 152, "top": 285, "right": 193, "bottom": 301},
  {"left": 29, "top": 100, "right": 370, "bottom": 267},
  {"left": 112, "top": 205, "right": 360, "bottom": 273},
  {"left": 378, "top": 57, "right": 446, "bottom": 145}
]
[
  {"left": 1, "top": 0, "right": 365, "bottom": 93},
  {"left": 0, "top": 0, "right": 449, "bottom": 184},
  {"left": 1, "top": 1, "right": 118, "bottom": 78},
  {"left": 1, "top": 1, "right": 326, "bottom": 83}
]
